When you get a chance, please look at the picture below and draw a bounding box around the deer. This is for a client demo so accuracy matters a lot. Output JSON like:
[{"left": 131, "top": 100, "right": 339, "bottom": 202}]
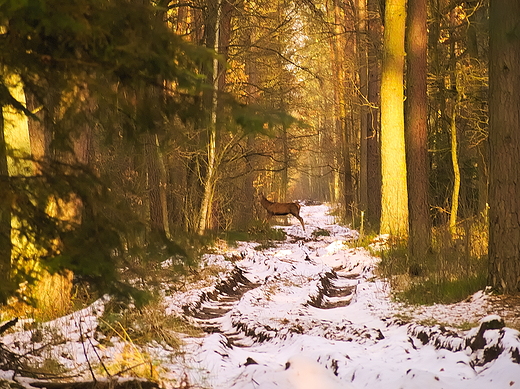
[{"left": 259, "top": 193, "right": 305, "bottom": 231}]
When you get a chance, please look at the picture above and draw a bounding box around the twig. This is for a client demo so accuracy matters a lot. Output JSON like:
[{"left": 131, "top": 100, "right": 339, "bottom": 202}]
[{"left": 0, "top": 318, "right": 18, "bottom": 335}]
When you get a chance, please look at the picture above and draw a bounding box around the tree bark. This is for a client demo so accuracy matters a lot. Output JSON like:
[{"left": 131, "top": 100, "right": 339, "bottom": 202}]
[
  {"left": 488, "top": 0, "right": 520, "bottom": 293},
  {"left": 405, "top": 0, "right": 431, "bottom": 258},
  {"left": 145, "top": 132, "right": 169, "bottom": 237},
  {"left": 198, "top": 0, "right": 222, "bottom": 234},
  {"left": 366, "top": 0, "right": 382, "bottom": 228},
  {"left": 0, "top": 108, "right": 11, "bottom": 304},
  {"left": 357, "top": 0, "right": 368, "bottom": 216},
  {"left": 380, "top": 0, "right": 408, "bottom": 237}
]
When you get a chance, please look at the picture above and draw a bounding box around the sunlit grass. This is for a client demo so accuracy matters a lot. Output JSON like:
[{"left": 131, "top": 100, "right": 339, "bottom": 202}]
[{"left": 376, "top": 220, "right": 488, "bottom": 305}]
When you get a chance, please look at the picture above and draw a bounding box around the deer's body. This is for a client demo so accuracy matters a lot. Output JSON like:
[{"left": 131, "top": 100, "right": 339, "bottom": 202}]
[{"left": 259, "top": 193, "right": 305, "bottom": 231}]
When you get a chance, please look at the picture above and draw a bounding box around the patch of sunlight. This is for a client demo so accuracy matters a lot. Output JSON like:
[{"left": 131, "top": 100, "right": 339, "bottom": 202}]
[{"left": 3, "top": 72, "right": 33, "bottom": 176}]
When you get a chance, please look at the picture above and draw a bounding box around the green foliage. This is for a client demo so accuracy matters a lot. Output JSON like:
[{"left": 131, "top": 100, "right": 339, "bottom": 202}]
[
  {"left": 0, "top": 0, "right": 210, "bottom": 304},
  {"left": 230, "top": 100, "right": 300, "bottom": 136},
  {"left": 0, "top": 0, "right": 208, "bottom": 88},
  {"left": 247, "top": 220, "right": 287, "bottom": 241},
  {"left": 0, "top": 158, "right": 190, "bottom": 304}
]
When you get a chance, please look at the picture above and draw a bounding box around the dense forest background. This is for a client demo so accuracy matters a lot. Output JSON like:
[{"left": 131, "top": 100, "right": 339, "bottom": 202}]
[{"left": 0, "top": 0, "right": 519, "bottom": 316}]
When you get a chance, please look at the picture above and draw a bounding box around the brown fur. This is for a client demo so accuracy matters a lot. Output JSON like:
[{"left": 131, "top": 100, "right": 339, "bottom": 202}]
[{"left": 259, "top": 193, "right": 305, "bottom": 231}]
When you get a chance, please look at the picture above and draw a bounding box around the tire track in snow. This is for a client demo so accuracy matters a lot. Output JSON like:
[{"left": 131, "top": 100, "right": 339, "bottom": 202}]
[
  {"left": 177, "top": 205, "right": 520, "bottom": 389},
  {"left": 181, "top": 205, "right": 383, "bottom": 348}
]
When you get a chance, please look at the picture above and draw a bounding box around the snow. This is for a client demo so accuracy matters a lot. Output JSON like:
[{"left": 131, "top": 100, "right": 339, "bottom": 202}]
[{"left": 1, "top": 203, "right": 520, "bottom": 388}]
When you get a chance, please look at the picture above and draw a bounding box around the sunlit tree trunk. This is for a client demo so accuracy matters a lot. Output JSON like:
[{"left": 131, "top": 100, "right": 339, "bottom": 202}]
[
  {"left": 2, "top": 75, "right": 34, "bottom": 303},
  {"left": 449, "top": 101, "right": 460, "bottom": 237},
  {"left": 405, "top": 0, "right": 430, "bottom": 258},
  {"left": 380, "top": 0, "right": 408, "bottom": 237},
  {"left": 488, "top": 0, "right": 520, "bottom": 293},
  {"left": 197, "top": 89, "right": 218, "bottom": 234},
  {"left": 198, "top": 0, "right": 222, "bottom": 234},
  {"left": 281, "top": 122, "right": 289, "bottom": 201}
]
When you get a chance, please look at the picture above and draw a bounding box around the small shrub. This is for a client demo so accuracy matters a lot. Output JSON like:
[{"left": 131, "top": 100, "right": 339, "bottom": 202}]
[
  {"left": 254, "top": 241, "right": 278, "bottom": 251},
  {"left": 312, "top": 228, "right": 330, "bottom": 238},
  {"left": 39, "top": 358, "right": 66, "bottom": 375},
  {"left": 218, "top": 220, "right": 286, "bottom": 247}
]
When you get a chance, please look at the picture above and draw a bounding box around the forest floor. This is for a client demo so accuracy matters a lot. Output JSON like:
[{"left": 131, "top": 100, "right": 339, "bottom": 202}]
[{"left": 1, "top": 204, "right": 520, "bottom": 388}]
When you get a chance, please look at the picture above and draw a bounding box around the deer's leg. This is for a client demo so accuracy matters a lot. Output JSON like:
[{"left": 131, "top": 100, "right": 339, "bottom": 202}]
[{"left": 295, "top": 215, "right": 305, "bottom": 231}]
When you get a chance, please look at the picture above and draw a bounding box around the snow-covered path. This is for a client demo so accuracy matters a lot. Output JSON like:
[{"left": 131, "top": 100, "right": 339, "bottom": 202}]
[
  {"left": 161, "top": 204, "right": 520, "bottom": 388},
  {"left": 1, "top": 204, "right": 520, "bottom": 389}
]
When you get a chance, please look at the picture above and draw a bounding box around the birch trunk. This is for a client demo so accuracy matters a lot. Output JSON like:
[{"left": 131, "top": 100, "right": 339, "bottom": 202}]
[{"left": 197, "top": 0, "right": 221, "bottom": 235}]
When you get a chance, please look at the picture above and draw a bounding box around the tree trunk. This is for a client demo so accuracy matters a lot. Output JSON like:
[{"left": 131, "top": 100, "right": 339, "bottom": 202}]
[
  {"left": 25, "top": 90, "right": 50, "bottom": 171},
  {"left": 488, "top": 0, "right": 520, "bottom": 293},
  {"left": 145, "top": 133, "right": 169, "bottom": 237},
  {"left": 449, "top": 101, "right": 460, "bottom": 237},
  {"left": 0, "top": 108, "right": 11, "bottom": 304},
  {"left": 332, "top": 0, "right": 353, "bottom": 216},
  {"left": 380, "top": 0, "right": 408, "bottom": 237},
  {"left": 198, "top": 0, "right": 222, "bottom": 234},
  {"left": 281, "top": 123, "right": 289, "bottom": 201},
  {"left": 357, "top": 0, "right": 368, "bottom": 215},
  {"left": 366, "top": 0, "right": 382, "bottom": 228},
  {"left": 405, "top": 0, "right": 431, "bottom": 258},
  {"left": 343, "top": 115, "right": 354, "bottom": 220}
]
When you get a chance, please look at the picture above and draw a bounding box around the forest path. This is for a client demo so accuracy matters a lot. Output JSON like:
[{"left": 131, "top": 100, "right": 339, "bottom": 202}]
[
  {"left": 173, "top": 204, "right": 389, "bottom": 387},
  {"left": 170, "top": 204, "right": 520, "bottom": 389}
]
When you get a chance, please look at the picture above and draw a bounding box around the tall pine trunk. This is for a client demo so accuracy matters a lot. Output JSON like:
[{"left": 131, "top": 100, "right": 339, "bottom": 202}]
[
  {"left": 405, "top": 0, "right": 430, "bottom": 258},
  {"left": 380, "top": 0, "right": 408, "bottom": 237},
  {"left": 488, "top": 0, "right": 520, "bottom": 293}
]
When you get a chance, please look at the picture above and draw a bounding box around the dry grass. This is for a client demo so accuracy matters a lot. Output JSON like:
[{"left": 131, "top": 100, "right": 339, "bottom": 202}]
[
  {"left": 1, "top": 270, "right": 76, "bottom": 325},
  {"left": 98, "top": 298, "right": 202, "bottom": 350},
  {"left": 33, "top": 270, "right": 74, "bottom": 322},
  {"left": 377, "top": 220, "right": 488, "bottom": 305}
]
